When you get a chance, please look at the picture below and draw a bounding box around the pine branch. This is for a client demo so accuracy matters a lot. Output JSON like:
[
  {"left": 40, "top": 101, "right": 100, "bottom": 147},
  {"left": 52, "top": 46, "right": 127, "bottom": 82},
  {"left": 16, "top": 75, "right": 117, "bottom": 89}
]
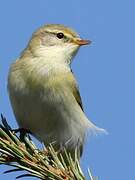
[{"left": 0, "top": 114, "right": 96, "bottom": 180}]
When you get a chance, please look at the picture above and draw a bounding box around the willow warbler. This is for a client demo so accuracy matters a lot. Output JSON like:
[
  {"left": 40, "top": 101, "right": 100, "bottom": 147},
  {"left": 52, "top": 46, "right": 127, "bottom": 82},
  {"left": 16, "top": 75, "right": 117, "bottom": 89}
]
[{"left": 8, "top": 24, "right": 105, "bottom": 159}]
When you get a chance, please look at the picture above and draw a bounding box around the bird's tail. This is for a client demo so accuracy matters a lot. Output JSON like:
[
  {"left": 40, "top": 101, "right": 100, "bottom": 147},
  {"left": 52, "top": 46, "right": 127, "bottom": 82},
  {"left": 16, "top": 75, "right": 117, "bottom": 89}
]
[{"left": 84, "top": 117, "right": 108, "bottom": 136}]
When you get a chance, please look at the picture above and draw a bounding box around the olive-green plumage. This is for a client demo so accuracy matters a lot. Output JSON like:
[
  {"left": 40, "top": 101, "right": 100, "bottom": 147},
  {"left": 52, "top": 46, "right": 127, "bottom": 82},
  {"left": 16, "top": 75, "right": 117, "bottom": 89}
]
[{"left": 8, "top": 24, "right": 105, "bottom": 161}]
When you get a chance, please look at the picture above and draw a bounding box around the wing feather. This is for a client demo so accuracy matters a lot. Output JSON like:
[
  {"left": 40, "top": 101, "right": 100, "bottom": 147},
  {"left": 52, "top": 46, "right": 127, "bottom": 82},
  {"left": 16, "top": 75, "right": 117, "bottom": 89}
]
[{"left": 70, "top": 71, "right": 84, "bottom": 111}]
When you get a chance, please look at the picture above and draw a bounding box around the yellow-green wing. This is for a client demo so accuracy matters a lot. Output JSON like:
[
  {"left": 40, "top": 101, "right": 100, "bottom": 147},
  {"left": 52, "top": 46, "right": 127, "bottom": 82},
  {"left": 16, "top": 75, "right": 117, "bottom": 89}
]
[
  {"left": 72, "top": 84, "right": 84, "bottom": 111},
  {"left": 71, "top": 71, "right": 84, "bottom": 111}
]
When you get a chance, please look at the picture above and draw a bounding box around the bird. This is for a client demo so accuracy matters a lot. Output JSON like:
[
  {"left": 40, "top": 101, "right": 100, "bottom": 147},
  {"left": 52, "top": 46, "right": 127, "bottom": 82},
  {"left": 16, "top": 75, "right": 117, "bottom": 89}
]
[{"left": 8, "top": 24, "right": 105, "bottom": 161}]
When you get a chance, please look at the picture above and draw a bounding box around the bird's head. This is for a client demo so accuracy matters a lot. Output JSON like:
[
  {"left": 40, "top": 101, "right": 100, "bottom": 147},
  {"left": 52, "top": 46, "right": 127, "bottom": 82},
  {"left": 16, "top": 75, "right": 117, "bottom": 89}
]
[{"left": 26, "top": 24, "right": 91, "bottom": 64}]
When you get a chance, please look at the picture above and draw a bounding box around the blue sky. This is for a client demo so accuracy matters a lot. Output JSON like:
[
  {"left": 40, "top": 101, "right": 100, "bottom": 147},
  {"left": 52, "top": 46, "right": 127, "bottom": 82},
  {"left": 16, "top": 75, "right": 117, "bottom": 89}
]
[{"left": 0, "top": 0, "right": 135, "bottom": 179}]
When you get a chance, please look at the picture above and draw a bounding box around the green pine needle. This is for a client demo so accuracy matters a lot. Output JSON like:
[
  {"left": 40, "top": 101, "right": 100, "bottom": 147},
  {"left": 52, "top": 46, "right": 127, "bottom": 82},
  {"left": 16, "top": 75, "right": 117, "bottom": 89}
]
[{"left": 0, "top": 114, "right": 96, "bottom": 180}]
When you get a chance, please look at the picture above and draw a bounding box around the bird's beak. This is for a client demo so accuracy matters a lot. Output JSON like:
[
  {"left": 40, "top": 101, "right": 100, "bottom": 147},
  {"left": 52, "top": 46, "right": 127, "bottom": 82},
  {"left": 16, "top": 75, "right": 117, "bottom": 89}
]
[{"left": 74, "top": 39, "right": 92, "bottom": 46}]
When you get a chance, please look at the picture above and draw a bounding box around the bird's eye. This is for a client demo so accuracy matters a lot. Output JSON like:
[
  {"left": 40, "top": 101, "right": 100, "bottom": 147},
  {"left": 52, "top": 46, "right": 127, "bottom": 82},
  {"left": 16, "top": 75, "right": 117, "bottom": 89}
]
[{"left": 56, "top": 32, "right": 64, "bottom": 39}]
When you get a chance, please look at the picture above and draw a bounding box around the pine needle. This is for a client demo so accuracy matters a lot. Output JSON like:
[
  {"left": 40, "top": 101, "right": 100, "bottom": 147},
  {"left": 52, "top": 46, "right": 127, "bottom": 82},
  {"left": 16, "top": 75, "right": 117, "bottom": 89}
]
[{"left": 0, "top": 115, "right": 96, "bottom": 180}]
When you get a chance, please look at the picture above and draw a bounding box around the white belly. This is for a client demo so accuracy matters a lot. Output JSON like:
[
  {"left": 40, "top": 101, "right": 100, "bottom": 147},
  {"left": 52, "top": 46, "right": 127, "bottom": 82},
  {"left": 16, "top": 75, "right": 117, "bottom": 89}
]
[{"left": 8, "top": 80, "right": 87, "bottom": 152}]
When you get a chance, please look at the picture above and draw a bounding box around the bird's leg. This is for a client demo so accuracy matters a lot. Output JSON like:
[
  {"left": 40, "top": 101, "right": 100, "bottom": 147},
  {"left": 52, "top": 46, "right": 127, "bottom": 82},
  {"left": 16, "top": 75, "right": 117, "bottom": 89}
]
[
  {"left": 57, "top": 137, "right": 72, "bottom": 155},
  {"left": 64, "top": 137, "right": 72, "bottom": 147},
  {"left": 12, "top": 128, "right": 32, "bottom": 142},
  {"left": 1, "top": 114, "right": 32, "bottom": 142},
  {"left": 59, "top": 143, "right": 65, "bottom": 153}
]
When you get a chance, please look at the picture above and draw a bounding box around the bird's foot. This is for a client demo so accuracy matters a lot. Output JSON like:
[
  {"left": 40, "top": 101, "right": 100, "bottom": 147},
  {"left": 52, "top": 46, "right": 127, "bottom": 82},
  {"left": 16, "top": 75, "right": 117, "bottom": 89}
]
[{"left": 12, "top": 128, "right": 32, "bottom": 142}]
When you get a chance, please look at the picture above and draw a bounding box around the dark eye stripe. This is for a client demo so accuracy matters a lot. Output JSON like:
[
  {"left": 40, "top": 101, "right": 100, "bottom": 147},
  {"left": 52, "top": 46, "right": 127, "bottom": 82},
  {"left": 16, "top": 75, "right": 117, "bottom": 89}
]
[
  {"left": 45, "top": 30, "right": 63, "bottom": 36},
  {"left": 45, "top": 30, "right": 70, "bottom": 41}
]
